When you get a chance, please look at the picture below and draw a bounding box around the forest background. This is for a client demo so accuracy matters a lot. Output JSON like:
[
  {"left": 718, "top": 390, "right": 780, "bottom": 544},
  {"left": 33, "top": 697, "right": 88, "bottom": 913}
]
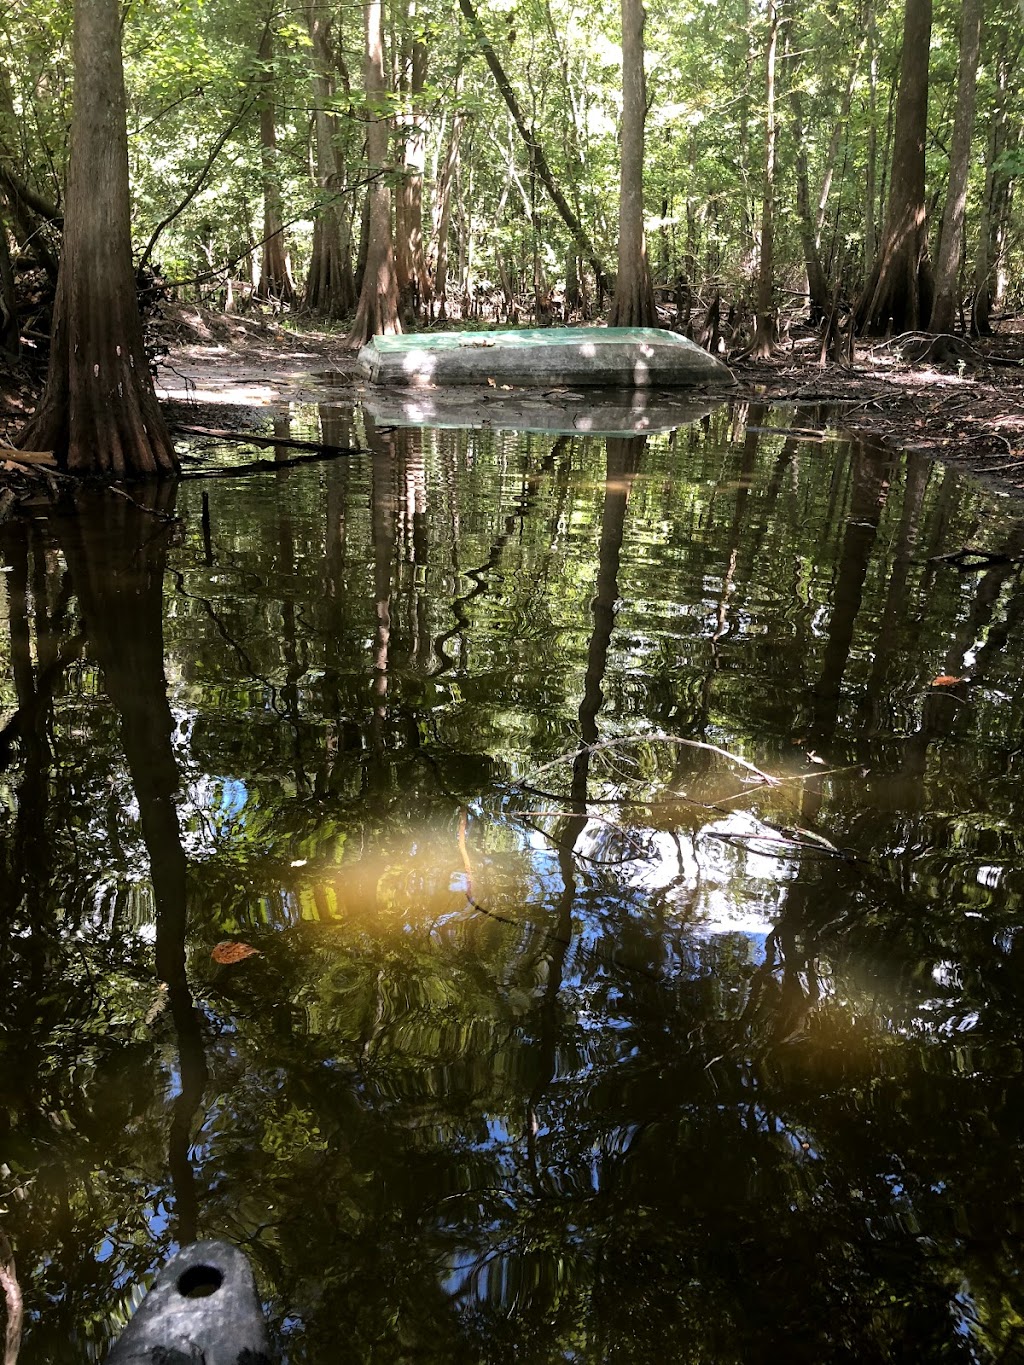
[{"left": 0, "top": 0, "right": 1019, "bottom": 365}]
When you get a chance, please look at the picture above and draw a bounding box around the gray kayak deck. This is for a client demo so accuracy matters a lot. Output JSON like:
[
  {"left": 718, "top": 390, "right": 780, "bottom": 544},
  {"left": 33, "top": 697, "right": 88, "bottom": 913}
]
[{"left": 357, "top": 326, "right": 733, "bottom": 388}]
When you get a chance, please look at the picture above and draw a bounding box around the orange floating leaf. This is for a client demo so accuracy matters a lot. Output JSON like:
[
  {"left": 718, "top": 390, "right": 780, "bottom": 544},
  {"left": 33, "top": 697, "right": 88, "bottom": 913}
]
[
  {"left": 211, "top": 940, "right": 260, "bottom": 965},
  {"left": 931, "top": 675, "right": 965, "bottom": 687}
]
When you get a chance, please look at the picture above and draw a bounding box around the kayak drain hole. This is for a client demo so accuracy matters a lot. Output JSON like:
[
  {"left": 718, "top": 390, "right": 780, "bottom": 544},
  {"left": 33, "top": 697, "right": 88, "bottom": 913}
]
[{"left": 177, "top": 1265, "right": 224, "bottom": 1299}]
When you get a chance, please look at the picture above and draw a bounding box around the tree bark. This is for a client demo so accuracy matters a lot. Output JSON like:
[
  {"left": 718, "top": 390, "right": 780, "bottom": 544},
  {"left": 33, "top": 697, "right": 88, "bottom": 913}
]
[
  {"left": 16, "top": 0, "right": 177, "bottom": 476},
  {"left": 256, "top": 28, "right": 297, "bottom": 307},
  {"left": 395, "top": 15, "right": 428, "bottom": 322},
  {"left": 789, "top": 89, "right": 829, "bottom": 321},
  {"left": 855, "top": 0, "right": 933, "bottom": 335},
  {"left": 971, "top": 39, "right": 1007, "bottom": 333},
  {"left": 304, "top": 4, "right": 357, "bottom": 317},
  {"left": 864, "top": 1, "right": 879, "bottom": 271},
  {"left": 930, "top": 0, "right": 983, "bottom": 334},
  {"left": 608, "top": 0, "right": 657, "bottom": 328},
  {"left": 751, "top": 0, "right": 779, "bottom": 356},
  {"left": 345, "top": 0, "right": 401, "bottom": 347},
  {"left": 457, "top": 0, "right": 606, "bottom": 290},
  {"left": 0, "top": 213, "right": 18, "bottom": 354},
  {"left": 428, "top": 106, "right": 464, "bottom": 318}
]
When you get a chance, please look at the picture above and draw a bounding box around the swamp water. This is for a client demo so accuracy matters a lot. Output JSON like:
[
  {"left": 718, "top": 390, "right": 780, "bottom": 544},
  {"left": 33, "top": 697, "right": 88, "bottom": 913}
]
[{"left": 1, "top": 402, "right": 1024, "bottom": 1362}]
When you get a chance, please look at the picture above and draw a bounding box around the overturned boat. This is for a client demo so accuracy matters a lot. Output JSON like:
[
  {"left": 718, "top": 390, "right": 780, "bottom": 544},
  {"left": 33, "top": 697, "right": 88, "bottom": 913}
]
[{"left": 357, "top": 326, "right": 733, "bottom": 388}]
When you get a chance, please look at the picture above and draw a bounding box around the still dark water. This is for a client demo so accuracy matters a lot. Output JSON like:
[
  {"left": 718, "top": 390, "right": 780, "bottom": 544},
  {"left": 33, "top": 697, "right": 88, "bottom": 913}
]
[{"left": 2, "top": 400, "right": 1024, "bottom": 1363}]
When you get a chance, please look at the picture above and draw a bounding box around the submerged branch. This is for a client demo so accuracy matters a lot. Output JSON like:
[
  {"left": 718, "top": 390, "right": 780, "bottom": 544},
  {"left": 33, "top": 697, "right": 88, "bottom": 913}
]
[{"left": 530, "top": 732, "right": 782, "bottom": 788}]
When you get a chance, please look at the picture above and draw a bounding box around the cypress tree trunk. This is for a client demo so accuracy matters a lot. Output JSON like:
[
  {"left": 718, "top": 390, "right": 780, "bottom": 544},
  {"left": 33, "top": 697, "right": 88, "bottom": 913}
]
[
  {"left": 855, "top": 0, "right": 933, "bottom": 335},
  {"left": 346, "top": 0, "right": 401, "bottom": 347},
  {"left": 608, "top": 0, "right": 657, "bottom": 328},
  {"left": 304, "top": 5, "right": 357, "bottom": 317},
  {"left": 17, "top": 0, "right": 177, "bottom": 476}
]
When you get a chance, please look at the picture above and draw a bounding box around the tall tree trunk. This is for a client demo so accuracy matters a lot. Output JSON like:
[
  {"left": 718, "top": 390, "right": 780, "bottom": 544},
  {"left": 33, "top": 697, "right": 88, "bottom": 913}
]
[
  {"left": 855, "top": 0, "right": 933, "bottom": 335},
  {"left": 395, "top": 12, "right": 428, "bottom": 322},
  {"left": 789, "top": 89, "right": 829, "bottom": 321},
  {"left": 16, "top": 0, "right": 177, "bottom": 476},
  {"left": 304, "top": 4, "right": 357, "bottom": 317},
  {"left": 345, "top": 0, "right": 401, "bottom": 347},
  {"left": 608, "top": 0, "right": 657, "bottom": 328},
  {"left": 428, "top": 104, "right": 464, "bottom": 317},
  {"left": 864, "top": 0, "right": 879, "bottom": 271},
  {"left": 971, "top": 50, "right": 1008, "bottom": 334},
  {"left": 256, "top": 28, "right": 296, "bottom": 307},
  {"left": 457, "top": 0, "right": 606, "bottom": 290},
  {"left": 0, "top": 213, "right": 18, "bottom": 354},
  {"left": 930, "top": 0, "right": 983, "bottom": 334},
  {"left": 751, "top": 0, "right": 779, "bottom": 356}
]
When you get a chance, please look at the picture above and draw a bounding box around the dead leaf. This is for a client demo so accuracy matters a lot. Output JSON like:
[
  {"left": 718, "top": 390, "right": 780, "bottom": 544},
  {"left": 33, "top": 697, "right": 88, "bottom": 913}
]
[
  {"left": 211, "top": 940, "right": 260, "bottom": 964},
  {"left": 931, "top": 674, "right": 966, "bottom": 687}
]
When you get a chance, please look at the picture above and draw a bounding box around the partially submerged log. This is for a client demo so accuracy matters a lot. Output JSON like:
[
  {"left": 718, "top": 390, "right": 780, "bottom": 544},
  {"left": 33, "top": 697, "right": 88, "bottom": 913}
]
[{"left": 357, "top": 326, "right": 735, "bottom": 388}]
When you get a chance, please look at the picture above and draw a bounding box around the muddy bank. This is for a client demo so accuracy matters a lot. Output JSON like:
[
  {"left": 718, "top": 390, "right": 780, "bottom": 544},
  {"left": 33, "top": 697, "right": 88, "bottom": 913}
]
[{"left": 4, "top": 307, "right": 1024, "bottom": 496}]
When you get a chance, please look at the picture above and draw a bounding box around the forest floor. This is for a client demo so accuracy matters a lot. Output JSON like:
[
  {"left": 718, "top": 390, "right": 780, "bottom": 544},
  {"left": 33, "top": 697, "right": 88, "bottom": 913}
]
[{"left": 3, "top": 304, "right": 1024, "bottom": 495}]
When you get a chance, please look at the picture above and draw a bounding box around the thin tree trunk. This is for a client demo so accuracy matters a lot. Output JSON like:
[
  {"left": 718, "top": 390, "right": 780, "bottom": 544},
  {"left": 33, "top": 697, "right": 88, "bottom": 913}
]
[
  {"left": 0, "top": 214, "right": 18, "bottom": 354},
  {"left": 428, "top": 107, "right": 464, "bottom": 317},
  {"left": 16, "top": 0, "right": 177, "bottom": 475},
  {"left": 789, "top": 88, "right": 829, "bottom": 321},
  {"left": 608, "top": 0, "right": 657, "bottom": 327},
  {"left": 457, "top": 0, "right": 606, "bottom": 289},
  {"left": 395, "top": 12, "right": 428, "bottom": 322},
  {"left": 864, "top": 0, "right": 879, "bottom": 270},
  {"left": 971, "top": 51, "right": 1008, "bottom": 333},
  {"left": 814, "top": 63, "right": 859, "bottom": 245},
  {"left": 256, "top": 28, "right": 296, "bottom": 307},
  {"left": 751, "top": 0, "right": 779, "bottom": 356},
  {"left": 930, "top": 0, "right": 983, "bottom": 334}
]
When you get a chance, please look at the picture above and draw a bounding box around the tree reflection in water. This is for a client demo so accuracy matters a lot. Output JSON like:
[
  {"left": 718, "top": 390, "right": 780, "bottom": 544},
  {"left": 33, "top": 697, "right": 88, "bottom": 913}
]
[{"left": 1, "top": 409, "right": 1024, "bottom": 1361}]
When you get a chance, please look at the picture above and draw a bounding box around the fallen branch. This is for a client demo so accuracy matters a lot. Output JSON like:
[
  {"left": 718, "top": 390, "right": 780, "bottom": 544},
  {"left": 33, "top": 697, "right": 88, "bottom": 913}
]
[
  {"left": 928, "top": 546, "right": 1024, "bottom": 569},
  {"left": 171, "top": 423, "right": 365, "bottom": 455},
  {"left": 171, "top": 423, "right": 374, "bottom": 477},
  {"left": 530, "top": 732, "right": 781, "bottom": 788},
  {"left": 704, "top": 829, "right": 851, "bottom": 860}
]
